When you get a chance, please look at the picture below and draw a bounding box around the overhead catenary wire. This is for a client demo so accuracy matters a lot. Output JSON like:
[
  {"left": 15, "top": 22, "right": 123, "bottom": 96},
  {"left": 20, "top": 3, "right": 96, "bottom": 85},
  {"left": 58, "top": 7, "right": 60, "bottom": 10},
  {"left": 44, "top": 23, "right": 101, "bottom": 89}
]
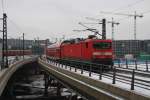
[
  {"left": 111, "top": 0, "right": 145, "bottom": 13},
  {"left": 85, "top": 17, "right": 120, "bottom": 40},
  {"left": 75, "top": 22, "right": 102, "bottom": 36},
  {"left": 7, "top": 17, "right": 23, "bottom": 33},
  {"left": 7, "top": 34, "right": 23, "bottom": 39},
  {"left": 98, "top": 0, "right": 145, "bottom": 22},
  {"left": 100, "top": 11, "right": 143, "bottom": 17},
  {"left": 116, "top": 16, "right": 131, "bottom": 22},
  {"left": 85, "top": 17, "right": 101, "bottom": 22},
  {"left": 84, "top": 0, "right": 148, "bottom": 40},
  {"left": 97, "top": 0, "right": 147, "bottom": 23},
  {"left": 115, "top": 9, "right": 150, "bottom": 22},
  {"left": 1, "top": 0, "right": 24, "bottom": 36},
  {"left": 142, "top": 10, "right": 150, "bottom": 14},
  {"left": 100, "top": 11, "right": 143, "bottom": 40}
]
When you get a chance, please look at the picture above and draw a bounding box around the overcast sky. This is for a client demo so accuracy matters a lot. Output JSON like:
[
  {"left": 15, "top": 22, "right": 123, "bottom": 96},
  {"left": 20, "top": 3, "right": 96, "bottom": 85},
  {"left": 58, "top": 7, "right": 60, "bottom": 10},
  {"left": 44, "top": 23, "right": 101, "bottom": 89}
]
[{"left": 0, "top": 0, "right": 150, "bottom": 41}]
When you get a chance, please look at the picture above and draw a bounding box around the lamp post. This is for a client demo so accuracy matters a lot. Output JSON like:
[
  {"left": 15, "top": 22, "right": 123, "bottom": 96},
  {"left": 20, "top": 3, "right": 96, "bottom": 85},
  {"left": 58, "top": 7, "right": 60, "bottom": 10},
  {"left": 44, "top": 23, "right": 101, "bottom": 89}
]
[
  {"left": 23, "top": 33, "right": 24, "bottom": 59},
  {"left": 2, "top": 13, "right": 8, "bottom": 68}
]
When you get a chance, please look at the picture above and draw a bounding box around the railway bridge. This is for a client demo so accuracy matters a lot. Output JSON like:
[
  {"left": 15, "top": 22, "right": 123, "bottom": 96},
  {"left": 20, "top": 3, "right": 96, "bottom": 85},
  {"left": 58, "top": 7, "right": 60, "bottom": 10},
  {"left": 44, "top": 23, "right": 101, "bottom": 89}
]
[{"left": 0, "top": 56, "right": 149, "bottom": 100}]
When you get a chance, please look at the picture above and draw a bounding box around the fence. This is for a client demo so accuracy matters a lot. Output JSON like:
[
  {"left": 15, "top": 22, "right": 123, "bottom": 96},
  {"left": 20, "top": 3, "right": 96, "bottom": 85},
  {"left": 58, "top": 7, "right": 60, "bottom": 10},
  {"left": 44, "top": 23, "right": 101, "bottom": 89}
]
[
  {"left": 114, "top": 58, "right": 150, "bottom": 72},
  {"left": 42, "top": 57, "right": 150, "bottom": 91},
  {"left": 0, "top": 56, "right": 23, "bottom": 70}
]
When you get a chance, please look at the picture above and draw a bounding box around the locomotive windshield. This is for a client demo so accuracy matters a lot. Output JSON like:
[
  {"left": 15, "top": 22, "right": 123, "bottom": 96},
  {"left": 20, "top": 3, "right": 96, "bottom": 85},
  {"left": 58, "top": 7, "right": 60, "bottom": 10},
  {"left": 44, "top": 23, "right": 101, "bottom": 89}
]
[{"left": 93, "top": 42, "right": 111, "bottom": 49}]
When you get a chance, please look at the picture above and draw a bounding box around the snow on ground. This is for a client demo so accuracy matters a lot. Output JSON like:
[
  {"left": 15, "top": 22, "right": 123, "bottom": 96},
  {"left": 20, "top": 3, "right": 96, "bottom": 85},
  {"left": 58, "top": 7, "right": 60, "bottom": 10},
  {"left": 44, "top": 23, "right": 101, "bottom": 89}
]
[
  {"left": 0, "top": 68, "right": 7, "bottom": 77},
  {"left": 0, "top": 55, "right": 33, "bottom": 69},
  {"left": 46, "top": 59, "right": 150, "bottom": 97},
  {"left": 114, "top": 61, "right": 150, "bottom": 71},
  {"left": 114, "top": 63, "right": 150, "bottom": 71}
]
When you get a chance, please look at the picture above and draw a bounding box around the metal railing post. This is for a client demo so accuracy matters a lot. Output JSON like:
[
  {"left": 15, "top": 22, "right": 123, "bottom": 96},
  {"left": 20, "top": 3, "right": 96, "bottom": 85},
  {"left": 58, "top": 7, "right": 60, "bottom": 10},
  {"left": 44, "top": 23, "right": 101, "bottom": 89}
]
[
  {"left": 118, "top": 59, "right": 121, "bottom": 67},
  {"left": 55, "top": 61, "right": 57, "bottom": 66},
  {"left": 51, "top": 60, "right": 52, "bottom": 64},
  {"left": 146, "top": 60, "right": 148, "bottom": 72},
  {"left": 81, "top": 65, "right": 83, "bottom": 74},
  {"left": 135, "top": 59, "right": 137, "bottom": 70},
  {"left": 89, "top": 64, "right": 92, "bottom": 77},
  {"left": 70, "top": 65, "right": 71, "bottom": 71},
  {"left": 70, "top": 63, "right": 71, "bottom": 71},
  {"left": 126, "top": 59, "right": 128, "bottom": 69},
  {"left": 131, "top": 69, "right": 135, "bottom": 90},
  {"left": 59, "top": 62, "right": 60, "bottom": 67},
  {"left": 61, "top": 61, "right": 63, "bottom": 68},
  {"left": 99, "top": 65, "right": 102, "bottom": 80},
  {"left": 112, "top": 66, "right": 116, "bottom": 84},
  {"left": 55, "top": 60, "right": 56, "bottom": 66},
  {"left": 65, "top": 64, "right": 67, "bottom": 69},
  {"left": 75, "top": 65, "right": 77, "bottom": 72}
]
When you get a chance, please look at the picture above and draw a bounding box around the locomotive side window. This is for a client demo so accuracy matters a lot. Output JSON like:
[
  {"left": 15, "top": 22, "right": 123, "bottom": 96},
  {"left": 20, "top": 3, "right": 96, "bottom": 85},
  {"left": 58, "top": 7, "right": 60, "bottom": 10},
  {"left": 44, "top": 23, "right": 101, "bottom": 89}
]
[{"left": 93, "top": 42, "right": 111, "bottom": 49}]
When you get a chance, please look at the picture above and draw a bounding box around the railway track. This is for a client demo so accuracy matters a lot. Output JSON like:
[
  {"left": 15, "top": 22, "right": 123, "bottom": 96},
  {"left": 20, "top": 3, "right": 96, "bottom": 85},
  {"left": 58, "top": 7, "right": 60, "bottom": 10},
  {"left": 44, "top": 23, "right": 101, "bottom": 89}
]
[
  {"left": 102, "top": 71, "right": 150, "bottom": 90},
  {"left": 115, "top": 67, "right": 150, "bottom": 77},
  {"left": 114, "top": 60, "right": 150, "bottom": 72}
]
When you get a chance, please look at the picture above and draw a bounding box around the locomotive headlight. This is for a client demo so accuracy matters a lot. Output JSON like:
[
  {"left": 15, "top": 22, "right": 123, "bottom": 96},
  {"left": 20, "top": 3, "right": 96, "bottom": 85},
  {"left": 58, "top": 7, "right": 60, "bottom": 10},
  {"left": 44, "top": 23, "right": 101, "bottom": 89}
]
[
  {"left": 104, "top": 52, "right": 112, "bottom": 55},
  {"left": 93, "top": 52, "right": 112, "bottom": 56},
  {"left": 93, "top": 52, "right": 103, "bottom": 55}
]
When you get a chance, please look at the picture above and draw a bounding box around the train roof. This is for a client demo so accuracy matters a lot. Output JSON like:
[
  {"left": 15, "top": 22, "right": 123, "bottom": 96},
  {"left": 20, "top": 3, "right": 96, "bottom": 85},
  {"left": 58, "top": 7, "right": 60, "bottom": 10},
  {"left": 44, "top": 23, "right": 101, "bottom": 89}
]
[
  {"left": 61, "top": 38, "right": 112, "bottom": 45},
  {"left": 61, "top": 35, "right": 112, "bottom": 45},
  {"left": 47, "top": 38, "right": 112, "bottom": 48},
  {"left": 47, "top": 42, "right": 62, "bottom": 48},
  {"left": 85, "top": 39, "right": 112, "bottom": 42}
]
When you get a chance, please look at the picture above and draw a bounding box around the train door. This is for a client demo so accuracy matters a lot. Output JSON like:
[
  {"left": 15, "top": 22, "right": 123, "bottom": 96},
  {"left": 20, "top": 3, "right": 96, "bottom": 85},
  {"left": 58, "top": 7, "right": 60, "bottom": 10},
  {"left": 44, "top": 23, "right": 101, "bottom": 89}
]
[{"left": 81, "top": 42, "right": 91, "bottom": 61}]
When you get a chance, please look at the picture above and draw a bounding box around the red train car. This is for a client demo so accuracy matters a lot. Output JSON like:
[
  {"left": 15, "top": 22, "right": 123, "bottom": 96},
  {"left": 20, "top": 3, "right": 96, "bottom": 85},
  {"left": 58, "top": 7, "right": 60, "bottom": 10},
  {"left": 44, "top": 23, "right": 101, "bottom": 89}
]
[
  {"left": 47, "top": 43, "right": 61, "bottom": 59},
  {"left": 4, "top": 50, "right": 32, "bottom": 56},
  {"left": 47, "top": 37, "right": 113, "bottom": 66}
]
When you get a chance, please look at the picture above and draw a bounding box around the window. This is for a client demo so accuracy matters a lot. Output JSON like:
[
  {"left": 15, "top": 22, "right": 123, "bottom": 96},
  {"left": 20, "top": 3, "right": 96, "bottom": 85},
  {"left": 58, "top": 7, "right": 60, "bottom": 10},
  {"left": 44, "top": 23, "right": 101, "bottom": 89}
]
[{"left": 93, "top": 42, "right": 111, "bottom": 49}]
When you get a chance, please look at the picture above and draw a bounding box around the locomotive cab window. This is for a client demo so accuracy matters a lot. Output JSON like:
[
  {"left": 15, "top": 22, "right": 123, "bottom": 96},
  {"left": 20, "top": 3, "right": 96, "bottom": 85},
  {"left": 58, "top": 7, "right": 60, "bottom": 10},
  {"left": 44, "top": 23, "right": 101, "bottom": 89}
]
[{"left": 93, "top": 42, "right": 111, "bottom": 49}]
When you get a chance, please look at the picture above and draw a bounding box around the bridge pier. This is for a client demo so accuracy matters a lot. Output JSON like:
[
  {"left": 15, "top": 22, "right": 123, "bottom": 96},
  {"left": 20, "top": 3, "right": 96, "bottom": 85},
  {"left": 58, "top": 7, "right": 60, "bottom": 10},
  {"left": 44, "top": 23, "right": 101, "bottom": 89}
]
[{"left": 56, "top": 81, "right": 62, "bottom": 96}]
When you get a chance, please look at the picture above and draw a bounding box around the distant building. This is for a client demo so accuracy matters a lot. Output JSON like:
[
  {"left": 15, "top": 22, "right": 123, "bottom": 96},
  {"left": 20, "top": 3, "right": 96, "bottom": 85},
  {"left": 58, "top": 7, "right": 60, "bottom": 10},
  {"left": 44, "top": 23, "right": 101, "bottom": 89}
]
[
  {"left": 6, "top": 38, "right": 50, "bottom": 55},
  {"left": 113, "top": 40, "right": 150, "bottom": 59},
  {"left": 140, "top": 40, "right": 150, "bottom": 54}
]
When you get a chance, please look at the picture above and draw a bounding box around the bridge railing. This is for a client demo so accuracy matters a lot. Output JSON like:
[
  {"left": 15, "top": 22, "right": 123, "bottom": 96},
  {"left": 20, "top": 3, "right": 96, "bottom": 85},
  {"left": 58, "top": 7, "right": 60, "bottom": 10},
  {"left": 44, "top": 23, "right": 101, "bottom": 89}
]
[
  {"left": 0, "top": 55, "right": 35, "bottom": 70},
  {"left": 114, "top": 58, "right": 150, "bottom": 72},
  {"left": 41, "top": 57, "right": 150, "bottom": 92}
]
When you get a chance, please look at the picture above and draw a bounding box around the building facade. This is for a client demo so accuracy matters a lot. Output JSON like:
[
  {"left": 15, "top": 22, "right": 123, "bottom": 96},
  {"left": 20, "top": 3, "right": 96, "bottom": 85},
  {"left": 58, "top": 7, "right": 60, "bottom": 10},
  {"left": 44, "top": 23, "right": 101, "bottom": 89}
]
[
  {"left": 7, "top": 38, "right": 50, "bottom": 55},
  {"left": 113, "top": 40, "right": 150, "bottom": 59}
]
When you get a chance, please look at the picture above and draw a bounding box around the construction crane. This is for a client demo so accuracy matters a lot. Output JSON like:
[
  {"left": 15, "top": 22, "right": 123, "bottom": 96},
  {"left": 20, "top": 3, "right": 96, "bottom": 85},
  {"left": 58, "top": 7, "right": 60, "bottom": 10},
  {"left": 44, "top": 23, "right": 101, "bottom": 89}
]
[
  {"left": 100, "top": 11, "right": 143, "bottom": 40},
  {"left": 108, "top": 18, "right": 120, "bottom": 40},
  {"left": 85, "top": 17, "right": 119, "bottom": 40}
]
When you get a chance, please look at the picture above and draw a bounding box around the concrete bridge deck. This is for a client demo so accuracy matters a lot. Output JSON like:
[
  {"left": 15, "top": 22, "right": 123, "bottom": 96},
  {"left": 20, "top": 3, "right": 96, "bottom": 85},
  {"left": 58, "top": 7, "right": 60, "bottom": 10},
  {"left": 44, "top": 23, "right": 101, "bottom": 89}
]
[{"left": 0, "top": 57, "right": 37, "bottom": 95}]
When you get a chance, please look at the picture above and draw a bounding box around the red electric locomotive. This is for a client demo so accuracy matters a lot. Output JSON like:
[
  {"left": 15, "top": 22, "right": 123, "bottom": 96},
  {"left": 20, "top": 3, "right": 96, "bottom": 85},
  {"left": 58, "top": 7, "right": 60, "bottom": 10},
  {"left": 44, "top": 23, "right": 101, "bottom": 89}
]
[{"left": 46, "top": 35, "right": 113, "bottom": 66}]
